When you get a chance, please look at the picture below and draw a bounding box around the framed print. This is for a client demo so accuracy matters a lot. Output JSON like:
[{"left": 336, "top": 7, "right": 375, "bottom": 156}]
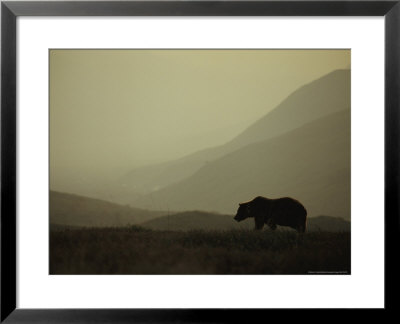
[{"left": 1, "top": 0, "right": 399, "bottom": 322}]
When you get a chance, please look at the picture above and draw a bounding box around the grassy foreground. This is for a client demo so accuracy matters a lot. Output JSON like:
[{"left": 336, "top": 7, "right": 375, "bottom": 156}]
[{"left": 50, "top": 227, "right": 350, "bottom": 275}]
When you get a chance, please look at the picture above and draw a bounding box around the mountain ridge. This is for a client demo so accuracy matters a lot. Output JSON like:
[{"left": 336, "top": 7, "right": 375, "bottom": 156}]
[
  {"left": 50, "top": 190, "right": 350, "bottom": 231},
  {"left": 120, "top": 69, "right": 350, "bottom": 195},
  {"left": 50, "top": 190, "right": 166, "bottom": 227}
]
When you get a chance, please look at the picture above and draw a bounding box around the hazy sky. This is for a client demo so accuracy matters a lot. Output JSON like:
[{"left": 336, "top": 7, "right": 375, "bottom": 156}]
[{"left": 50, "top": 49, "right": 350, "bottom": 175}]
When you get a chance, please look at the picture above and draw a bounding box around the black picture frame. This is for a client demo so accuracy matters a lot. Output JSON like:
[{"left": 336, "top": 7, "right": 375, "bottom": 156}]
[{"left": 1, "top": 0, "right": 399, "bottom": 322}]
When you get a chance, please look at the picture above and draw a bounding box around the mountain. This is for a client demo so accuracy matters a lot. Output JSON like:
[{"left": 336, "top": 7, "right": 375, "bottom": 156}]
[
  {"left": 307, "top": 215, "right": 351, "bottom": 232},
  {"left": 50, "top": 191, "right": 166, "bottom": 227},
  {"left": 120, "top": 69, "right": 350, "bottom": 195},
  {"left": 140, "top": 211, "right": 242, "bottom": 231},
  {"left": 140, "top": 212, "right": 350, "bottom": 232},
  {"left": 132, "top": 109, "right": 351, "bottom": 219},
  {"left": 226, "top": 69, "right": 350, "bottom": 148},
  {"left": 49, "top": 192, "right": 350, "bottom": 232}
]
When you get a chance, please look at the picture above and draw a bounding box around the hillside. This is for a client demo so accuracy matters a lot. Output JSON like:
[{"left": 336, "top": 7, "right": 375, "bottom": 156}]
[
  {"left": 50, "top": 191, "right": 165, "bottom": 227},
  {"left": 141, "top": 211, "right": 246, "bottom": 231},
  {"left": 120, "top": 69, "right": 350, "bottom": 195},
  {"left": 139, "top": 212, "right": 350, "bottom": 232},
  {"left": 133, "top": 109, "right": 350, "bottom": 219},
  {"left": 226, "top": 69, "right": 350, "bottom": 148},
  {"left": 49, "top": 190, "right": 350, "bottom": 231},
  {"left": 307, "top": 215, "right": 351, "bottom": 232}
]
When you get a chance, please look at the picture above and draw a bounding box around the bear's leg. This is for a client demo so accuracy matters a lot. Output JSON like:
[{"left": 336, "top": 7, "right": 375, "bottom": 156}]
[
  {"left": 297, "top": 224, "right": 306, "bottom": 233},
  {"left": 266, "top": 218, "right": 277, "bottom": 231},
  {"left": 254, "top": 217, "right": 264, "bottom": 230}
]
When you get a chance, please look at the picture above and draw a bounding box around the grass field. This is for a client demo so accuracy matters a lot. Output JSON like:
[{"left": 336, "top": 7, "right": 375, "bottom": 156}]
[{"left": 50, "top": 226, "right": 350, "bottom": 275}]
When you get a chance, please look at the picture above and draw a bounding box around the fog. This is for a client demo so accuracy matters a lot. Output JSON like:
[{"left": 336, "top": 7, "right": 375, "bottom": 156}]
[{"left": 50, "top": 49, "right": 349, "bottom": 192}]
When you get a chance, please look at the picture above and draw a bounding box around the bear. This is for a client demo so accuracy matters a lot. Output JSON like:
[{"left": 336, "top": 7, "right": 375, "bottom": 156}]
[{"left": 234, "top": 196, "right": 307, "bottom": 232}]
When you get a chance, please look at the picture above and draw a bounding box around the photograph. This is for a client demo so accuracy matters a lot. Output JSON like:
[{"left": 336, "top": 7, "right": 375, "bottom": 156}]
[{"left": 49, "top": 49, "right": 351, "bottom": 275}]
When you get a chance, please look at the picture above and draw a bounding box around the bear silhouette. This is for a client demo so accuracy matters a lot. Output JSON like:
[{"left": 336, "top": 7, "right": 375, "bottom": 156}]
[{"left": 234, "top": 196, "right": 307, "bottom": 232}]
